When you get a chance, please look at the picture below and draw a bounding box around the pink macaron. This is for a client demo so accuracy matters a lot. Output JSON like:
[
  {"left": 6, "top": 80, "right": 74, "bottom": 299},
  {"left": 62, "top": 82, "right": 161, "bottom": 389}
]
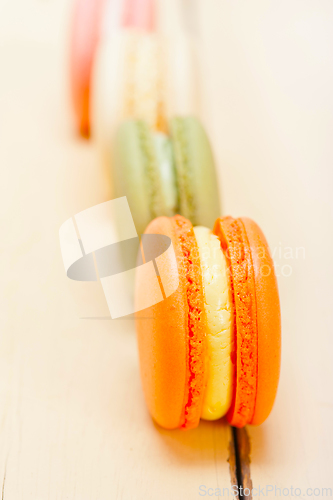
[{"left": 70, "top": 0, "right": 155, "bottom": 137}]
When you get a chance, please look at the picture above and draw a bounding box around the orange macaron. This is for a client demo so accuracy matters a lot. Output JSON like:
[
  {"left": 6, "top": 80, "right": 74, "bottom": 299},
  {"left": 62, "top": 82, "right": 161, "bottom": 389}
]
[{"left": 135, "top": 214, "right": 281, "bottom": 429}]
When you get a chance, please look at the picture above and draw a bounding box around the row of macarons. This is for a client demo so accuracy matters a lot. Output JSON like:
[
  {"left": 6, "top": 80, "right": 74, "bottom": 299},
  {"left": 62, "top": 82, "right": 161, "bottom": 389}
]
[
  {"left": 70, "top": 0, "right": 199, "bottom": 140},
  {"left": 70, "top": 0, "right": 219, "bottom": 236},
  {"left": 70, "top": 0, "right": 281, "bottom": 430},
  {"left": 71, "top": 0, "right": 155, "bottom": 137}
]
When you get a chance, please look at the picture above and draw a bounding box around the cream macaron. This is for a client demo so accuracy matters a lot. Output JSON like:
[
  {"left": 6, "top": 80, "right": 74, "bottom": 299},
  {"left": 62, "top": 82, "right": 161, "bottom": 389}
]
[{"left": 91, "top": 31, "right": 200, "bottom": 163}]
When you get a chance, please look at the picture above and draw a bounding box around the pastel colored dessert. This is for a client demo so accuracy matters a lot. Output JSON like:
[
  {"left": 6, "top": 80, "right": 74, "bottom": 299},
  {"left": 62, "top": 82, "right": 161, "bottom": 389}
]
[
  {"left": 122, "top": 0, "right": 155, "bottom": 29},
  {"left": 112, "top": 117, "right": 220, "bottom": 236},
  {"left": 91, "top": 31, "right": 199, "bottom": 158},
  {"left": 70, "top": 0, "right": 105, "bottom": 137},
  {"left": 70, "top": 0, "right": 155, "bottom": 137},
  {"left": 135, "top": 215, "right": 281, "bottom": 429}
]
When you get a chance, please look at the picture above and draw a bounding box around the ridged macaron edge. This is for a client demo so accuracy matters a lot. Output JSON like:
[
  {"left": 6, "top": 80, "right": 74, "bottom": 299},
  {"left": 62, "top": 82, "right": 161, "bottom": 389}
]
[
  {"left": 240, "top": 217, "right": 281, "bottom": 425},
  {"left": 213, "top": 216, "right": 258, "bottom": 428},
  {"left": 172, "top": 215, "right": 207, "bottom": 429},
  {"left": 169, "top": 117, "right": 220, "bottom": 228}
]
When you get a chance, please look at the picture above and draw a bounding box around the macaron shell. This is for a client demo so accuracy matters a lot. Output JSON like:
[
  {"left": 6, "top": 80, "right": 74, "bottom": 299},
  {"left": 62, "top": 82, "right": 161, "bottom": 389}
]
[
  {"left": 91, "top": 31, "right": 126, "bottom": 160},
  {"left": 135, "top": 215, "right": 207, "bottom": 430},
  {"left": 240, "top": 217, "right": 281, "bottom": 425},
  {"left": 135, "top": 217, "right": 188, "bottom": 429},
  {"left": 70, "top": 0, "right": 105, "bottom": 137},
  {"left": 113, "top": 120, "right": 177, "bottom": 237},
  {"left": 213, "top": 217, "right": 258, "bottom": 428},
  {"left": 170, "top": 117, "right": 220, "bottom": 228},
  {"left": 122, "top": 0, "right": 155, "bottom": 31},
  {"left": 112, "top": 120, "right": 153, "bottom": 236},
  {"left": 172, "top": 216, "right": 207, "bottom": 429},
  {"left": 99, "top": 0, "right": 124, "bottom": 38},
  {"left": 152, "top": 133, "right": 178, "bottom": 215}
]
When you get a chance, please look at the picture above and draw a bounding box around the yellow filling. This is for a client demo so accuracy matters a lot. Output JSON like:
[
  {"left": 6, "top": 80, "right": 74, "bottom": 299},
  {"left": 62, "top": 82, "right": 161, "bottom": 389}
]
[{"left": 193, "top": 226, "right": 234, "bottom": 420}]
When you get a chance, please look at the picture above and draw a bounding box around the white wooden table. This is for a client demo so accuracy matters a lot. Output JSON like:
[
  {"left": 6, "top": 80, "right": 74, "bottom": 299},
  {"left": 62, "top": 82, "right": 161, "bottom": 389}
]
[{"left": 0, "top": 0, "right": 332, "bottom": 498}]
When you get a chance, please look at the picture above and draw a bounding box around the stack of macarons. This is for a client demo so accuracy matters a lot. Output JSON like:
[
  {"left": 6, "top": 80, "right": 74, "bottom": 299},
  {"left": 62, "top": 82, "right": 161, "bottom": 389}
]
[
  {"left": 135, "top": 215, "right": 281, "bottom": 429},
  {"left": 70, "top": 0, "right": 155, "bottom": 137},
  {"left": 70, "top": 0, "right": 199, "bottom": 142},
  {"left": 70, "top": 0, "right": 221, "bottom": 265},
  {"left": 70, "top": 1, "right": 281, "bottom": 430},
  {"left": 92, "top": 30, "right": 199, "bottom": 161}
]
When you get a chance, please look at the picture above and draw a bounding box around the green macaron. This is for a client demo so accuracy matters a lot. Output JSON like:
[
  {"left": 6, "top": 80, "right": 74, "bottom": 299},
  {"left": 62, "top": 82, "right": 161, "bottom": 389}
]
[{"left": 112, "top": 117, "right": 221, "bottom": 236}]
